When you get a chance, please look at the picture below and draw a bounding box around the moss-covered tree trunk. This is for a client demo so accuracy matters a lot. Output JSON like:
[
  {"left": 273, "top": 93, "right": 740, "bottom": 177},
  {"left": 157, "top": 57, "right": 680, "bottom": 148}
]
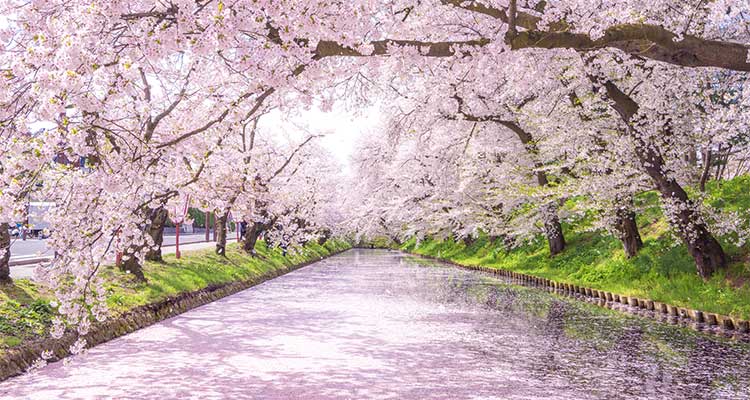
[
  {"left": 317, "top": 228, "right": 332, "bottom": 245},
  {"left": 215, "top": 210, "right": 229, "bottom": 256},
  {"left": 541, "top": 202, "right": 566, "bottom": 256},
  {"left": 0, "top": 223, "right": 11, "bottom": 283},
  {"left": 120, "top": 206, "right": 168, "bottom": 282},
  {"left": 120, "top": 253, "right": 147, "bottom": 282},
  {"left": 242, "top": 222, "right": 264, "bottom": 254},
  {"left": 614, "top": 206, "right": 643, "bottom": 258},
  {"left": 145, "top": 207, "right": 169, "bottom": 262}
]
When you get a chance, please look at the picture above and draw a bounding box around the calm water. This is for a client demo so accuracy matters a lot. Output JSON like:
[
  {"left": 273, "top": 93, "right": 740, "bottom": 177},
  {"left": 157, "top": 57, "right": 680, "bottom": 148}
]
[{"left": 2, "top": 249, "right": 749, "bottom": 399}]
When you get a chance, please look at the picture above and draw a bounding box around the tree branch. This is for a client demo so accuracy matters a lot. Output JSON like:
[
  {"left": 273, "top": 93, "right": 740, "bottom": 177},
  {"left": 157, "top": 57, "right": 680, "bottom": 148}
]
[{"left": 270, "top": 135, "right": 321, "bottom": 180}]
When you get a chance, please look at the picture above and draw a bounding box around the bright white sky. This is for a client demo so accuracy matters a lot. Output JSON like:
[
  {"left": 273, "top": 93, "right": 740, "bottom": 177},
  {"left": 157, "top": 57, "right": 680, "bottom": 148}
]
[{"left": 259, "top": 103, "right": 382, "bottom": 175}]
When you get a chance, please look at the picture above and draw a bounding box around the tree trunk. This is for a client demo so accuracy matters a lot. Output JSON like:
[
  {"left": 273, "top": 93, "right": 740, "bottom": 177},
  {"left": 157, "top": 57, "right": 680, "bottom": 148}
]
[
  {"left": 541, "top": 202, "right": 566, "bottom": 256},
  {"left": 120, "top": 254, "right": 146, "bottom": 282},
  {"left": 537, "top": 172, "right": 566, "bottom": 256},
  {"left": 635, "top": 137, "right": 725, "bottom": 279},
  {"left": 717, "top": 144, "right": 732, "bottom": 181},
  {"left": 0, "top": 223, "right": 11, "bottom": 283},
  {"left": 601, "top": 80, "right": 727, "bottom": 279},
  {"left": 120, "top": 206, "right": 165, "bottom": 282},
  {"left": 613, "top": 206, "right": 643, "bottom": 258},
  {"left": 215, "top": 210, "right": 229, "bottom": 256},
  {"left": 242, "top": 222, "right": 264, "bottom": 254},
  {"left": 145, "top": 207, "right": 168, "bottom": 262},
  {"left": 317, "top": 229, "right": 331, "bottom": 245},
  {"left": 462, "top": 113, "right": 569, "bottom": 255},
  {"left": 653, "top": 173, "right": 727, "bottom": 278},
  {"left": 502, "top": 235, "right": 516, "bottom": 252},
  {"left": 462, "top": 236, "right": 475, "bottom": 247},
  {"left": 713, "top": 144, "right": 723, "bottom": 181},
  {"left": 699, "top": 148, "right": 713, "bottom": 192}
]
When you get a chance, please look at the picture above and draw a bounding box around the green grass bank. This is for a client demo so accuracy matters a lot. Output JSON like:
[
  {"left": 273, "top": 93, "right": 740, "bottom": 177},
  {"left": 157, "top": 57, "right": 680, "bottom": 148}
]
[
  {"left": 0, "top": 239, "right": 350, "bottom": 353},
  {"left": 393, "top": 177, "right": 750, "bottom": 320}
]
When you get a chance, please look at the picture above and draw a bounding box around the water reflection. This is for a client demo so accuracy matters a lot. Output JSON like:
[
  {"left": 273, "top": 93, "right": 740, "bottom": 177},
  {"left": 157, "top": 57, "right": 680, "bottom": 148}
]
[
  {"left": 1, "top": 249, "right": 748, "bottom": 399},
  {"left": 404, "top": 252, "right": 750, "bottom": 399}
]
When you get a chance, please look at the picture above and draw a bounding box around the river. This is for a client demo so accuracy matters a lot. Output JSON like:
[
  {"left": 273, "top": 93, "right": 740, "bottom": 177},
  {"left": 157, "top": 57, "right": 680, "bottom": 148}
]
[{"left": 2, "top": 249, "right": 749, "bottom": 399}]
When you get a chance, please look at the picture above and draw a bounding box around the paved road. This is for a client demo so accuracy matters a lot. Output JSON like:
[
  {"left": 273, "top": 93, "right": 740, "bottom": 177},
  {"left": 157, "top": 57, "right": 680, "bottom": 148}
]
[
  {"left": 8, "top": 238, "right": 54, "bottom": 258},
  {"left": 2, "top": 249, "right": 749, "bottom": 399},
  {"left": 9, "top": 233, "right": 219, "bottom": 259}
]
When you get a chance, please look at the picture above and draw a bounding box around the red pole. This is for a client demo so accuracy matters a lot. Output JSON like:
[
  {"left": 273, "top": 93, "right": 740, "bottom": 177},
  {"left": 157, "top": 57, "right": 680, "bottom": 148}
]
[
  {"left": 115, "top": 229, "right": 122, "bottom": 267},
  {"left": 175, "top": 223, "right": 181, "bottom": 259},
  {"left": 204, "top": 211, "right": 210, "bottom": 242},
  {"left": 236, "top": 221, "right": 240, "bottom": 241}
]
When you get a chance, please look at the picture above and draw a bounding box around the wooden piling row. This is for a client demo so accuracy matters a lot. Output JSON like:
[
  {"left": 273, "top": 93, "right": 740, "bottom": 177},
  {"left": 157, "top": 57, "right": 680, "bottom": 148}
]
[{"left": 413, "top": 253, "right": 750, "bottom": 335}]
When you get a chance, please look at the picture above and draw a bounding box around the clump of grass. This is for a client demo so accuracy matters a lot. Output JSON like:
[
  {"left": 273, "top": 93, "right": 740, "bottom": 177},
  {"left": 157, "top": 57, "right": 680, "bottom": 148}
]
[{"left": 0, "top": 296, "right": 54, "bottom": 347}]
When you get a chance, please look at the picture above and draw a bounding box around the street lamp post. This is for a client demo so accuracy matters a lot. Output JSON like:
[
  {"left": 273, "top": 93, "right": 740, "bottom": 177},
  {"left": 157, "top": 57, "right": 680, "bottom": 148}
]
[{"left": 115, "top": 229, "right": 122, "bottom": 268}]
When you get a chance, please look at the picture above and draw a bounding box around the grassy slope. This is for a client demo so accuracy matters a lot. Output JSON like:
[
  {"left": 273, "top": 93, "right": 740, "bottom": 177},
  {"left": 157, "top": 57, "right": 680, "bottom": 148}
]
[
  {"left": 0, "top": 239, "right": 350, "bottom": 351},
  {"left": 400, "top": 177, "right": 750, "bottom": 319}
]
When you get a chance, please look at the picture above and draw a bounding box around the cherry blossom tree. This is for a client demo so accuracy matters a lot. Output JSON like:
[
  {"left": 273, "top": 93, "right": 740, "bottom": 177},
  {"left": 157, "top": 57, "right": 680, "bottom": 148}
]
[{"left": 3, "top": 0, "right": 750, "bottom": 357}]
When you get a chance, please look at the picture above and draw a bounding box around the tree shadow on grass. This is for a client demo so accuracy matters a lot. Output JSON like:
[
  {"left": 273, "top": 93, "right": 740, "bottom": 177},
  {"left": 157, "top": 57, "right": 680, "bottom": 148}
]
[{"left": 0, "top": 280, "right": 40, "bottom": 305}]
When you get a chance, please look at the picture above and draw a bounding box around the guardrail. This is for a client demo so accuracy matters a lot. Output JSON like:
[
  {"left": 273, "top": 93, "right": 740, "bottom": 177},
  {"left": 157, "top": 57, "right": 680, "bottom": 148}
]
[
  {"left": 8, "top": 255, "right": 53, "bottom": 267},
  {"left": 8, "top": 237, "right": 239, "bottom": 267}
]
